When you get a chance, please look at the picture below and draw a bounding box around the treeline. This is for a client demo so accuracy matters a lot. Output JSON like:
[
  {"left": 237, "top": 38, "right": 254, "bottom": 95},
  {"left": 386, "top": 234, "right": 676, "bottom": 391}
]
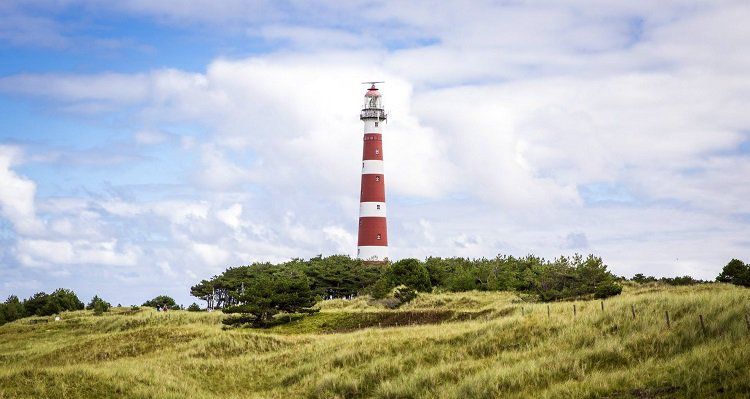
[
  {"left": 0, "top": 289, "right": 177, "bottom": 326},
  {"left": 190, "top": 254, "right": 624, "bottom": 325},
  {"left": 631, "top": 274, "right": 708, "bottom": 285},
  {"left": 0, "top": 289, "right": 85, "bottom": 326}
]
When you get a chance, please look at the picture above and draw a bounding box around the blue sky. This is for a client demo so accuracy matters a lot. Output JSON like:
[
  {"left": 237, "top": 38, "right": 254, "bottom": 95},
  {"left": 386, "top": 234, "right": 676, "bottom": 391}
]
[{"left": 1, "top": 1, "right": 749, "bottom": 306}]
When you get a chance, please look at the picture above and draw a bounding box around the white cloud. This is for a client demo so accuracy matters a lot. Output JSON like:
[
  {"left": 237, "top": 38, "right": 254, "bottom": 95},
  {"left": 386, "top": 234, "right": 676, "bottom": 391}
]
[
  {"left": 0, "top": 146, "right": 43, "bottom": 235},
  {"left": 216, "top": 203, "right": 243, "bottom": 230},
  {"left": 16, "top": 239, "right": 139, "bottom": 268}
]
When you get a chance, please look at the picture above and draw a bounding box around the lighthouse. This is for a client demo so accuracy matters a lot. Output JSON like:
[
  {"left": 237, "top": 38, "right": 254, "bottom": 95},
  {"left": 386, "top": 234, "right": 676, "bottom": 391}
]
[{"left": 357, "top": 83, "right": 388, "bottom": 262}]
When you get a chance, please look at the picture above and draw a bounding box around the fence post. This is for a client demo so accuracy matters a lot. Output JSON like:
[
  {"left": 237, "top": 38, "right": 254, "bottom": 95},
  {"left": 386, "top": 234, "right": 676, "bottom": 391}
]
[
  {"left": 665, "top": 311, "right": 670, "bottom": 329},
  {"left": 547, "top": 304, "right": 550, "bottom": 318},
  {"left": 521, "top": 307, "right": 524, "bottom": 316},
  {"left": 600, "top": 301, "right": 604, "bottom": 312},
  {"left": 573, "top": 304, "right": 577, "bottom": 317},
  {"left": 699, "top": 315, "right": 706, "bottom": 337},
  {"left": 630, "top": 304, "right": 636, "bottom": 319}
]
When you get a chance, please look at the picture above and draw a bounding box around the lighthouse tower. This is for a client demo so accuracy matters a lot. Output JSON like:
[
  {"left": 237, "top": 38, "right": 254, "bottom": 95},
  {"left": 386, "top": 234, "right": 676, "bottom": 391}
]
[{"left": 357, "top": 83, "right": 388, "bottom": 262}]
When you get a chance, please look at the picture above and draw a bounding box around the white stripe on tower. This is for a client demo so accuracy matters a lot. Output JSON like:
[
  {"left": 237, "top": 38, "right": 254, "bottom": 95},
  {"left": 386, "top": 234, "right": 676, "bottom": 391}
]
[
  {"left": 359, "top": 202, "right": 387, "bottom": 217},
  {"left": 362, "top": 160, "right": 384, "bottom": 174}
]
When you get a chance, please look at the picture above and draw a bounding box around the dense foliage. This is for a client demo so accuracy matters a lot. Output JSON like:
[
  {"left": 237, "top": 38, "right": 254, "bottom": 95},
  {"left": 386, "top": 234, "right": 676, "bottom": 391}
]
[
  {"left": 21, "top": 288, "right": 84, "bottom": 316},
  {"left": 631, "top": 273, "right": 708, "bottom": 285},
  {"left": 142, "top": 295, "right": 180, "bottom": 310},
  {"left": 716, "top": 259, "right": 750, "bottom": 287},
  {"left": 192, "top": 254, "right": 624, "bottom": 327},
  {"left": 222, "top": 270, "right": 318, "bottom": 327},
  {"left": 0, "top": 288, "right": 85, "bottom": 325},
  {"left": 187, "top": 303, "right": 202, "bottom": 312}
]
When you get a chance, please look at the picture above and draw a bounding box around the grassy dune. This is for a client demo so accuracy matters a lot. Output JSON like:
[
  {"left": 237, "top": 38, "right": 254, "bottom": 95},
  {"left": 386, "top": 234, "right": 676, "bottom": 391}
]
[{"left": 1, "top": 284, "right": 749, "bottom": 398}]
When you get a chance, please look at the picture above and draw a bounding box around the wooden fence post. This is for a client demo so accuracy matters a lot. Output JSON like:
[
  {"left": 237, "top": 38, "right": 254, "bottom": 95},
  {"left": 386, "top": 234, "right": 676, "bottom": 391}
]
[
  {"left": 699, "top": 315, "right": 706, "bottom": 337},
  {"left": 547, "top": 304, "right": 550, "bottom": 318},
  {"left": 630, "top": 304, "right": 636, "bottom": 319},
  {"left": 600, "top": 301, "right": 604, "bottom": 312},
  {"left": 521, "top": 307, "right": 524, "bottom": 316},
  {"left": 665, "top": 311, "right": 670, "bottom": 329},
  {"left": 573, "top": 304, "right": 577, "bottom": 317}
]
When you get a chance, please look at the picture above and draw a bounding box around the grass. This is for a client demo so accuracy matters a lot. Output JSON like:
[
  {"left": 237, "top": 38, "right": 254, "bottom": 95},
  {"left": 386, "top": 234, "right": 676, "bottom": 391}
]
[{"left": 1, "top": 284, "right": 749, "bottom": 398}]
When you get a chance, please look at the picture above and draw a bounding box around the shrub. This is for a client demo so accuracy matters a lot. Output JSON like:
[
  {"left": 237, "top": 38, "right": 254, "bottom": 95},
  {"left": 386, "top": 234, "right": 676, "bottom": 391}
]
[
  {"left": 595, "top": 281, "right": 623, "bottom": 299},
  {"left": 143, "top": 295, "right": 180, "bottom": 310},
  {"left": 86, "top": 295, "right": 111, "bottom": 315},
  {"left": 387, "top": 259, "right": 431, "bottom": 292},
  {"left": 394, "top": 286, "right": 417, "bottom": 305},
  {"left": 187, "top": 303, "right": 202, "bottom": 312}
]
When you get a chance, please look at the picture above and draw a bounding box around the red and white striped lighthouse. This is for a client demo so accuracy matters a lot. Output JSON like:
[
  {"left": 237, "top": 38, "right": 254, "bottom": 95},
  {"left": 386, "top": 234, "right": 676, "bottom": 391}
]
[{"left": 357, "top": 83, "right": 388, "bottom": 262}]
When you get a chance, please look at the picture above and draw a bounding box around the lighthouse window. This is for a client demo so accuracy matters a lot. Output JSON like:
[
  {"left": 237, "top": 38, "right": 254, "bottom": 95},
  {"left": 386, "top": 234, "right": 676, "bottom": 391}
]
[
  {"left": 376, "top": 204, "right": 381, "bottom": 210},
  {"left": 375, "top": 149, "right": 380, "bottom": 155},
  {"left": 375, "top": 122, "right": 379, "bottom": 127},
  {"left": 375, "top": 176, "right": 380, "bottom": 182},
  {"left": 376, "top": 234, "right": 382, "bottom": 240}
]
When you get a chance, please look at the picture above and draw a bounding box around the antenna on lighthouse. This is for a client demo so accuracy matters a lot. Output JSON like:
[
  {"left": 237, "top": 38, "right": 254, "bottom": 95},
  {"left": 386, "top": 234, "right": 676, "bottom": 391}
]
[{"left": 361, "top": 81, "right": 385, "bottom": 85}]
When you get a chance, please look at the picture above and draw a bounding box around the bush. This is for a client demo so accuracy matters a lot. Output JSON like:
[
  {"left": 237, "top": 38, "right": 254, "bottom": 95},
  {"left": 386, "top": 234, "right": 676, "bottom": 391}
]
[
  {"left": 394, "top": 286, "right": 417, "bottom": 305},
  {"left": 595, "top": 281, "right": 623, "bottom": 299},
  {"left": 142, "top": 295, "right": 180, "bottom": 310},
  {"left": 86, "top": 295, "right": 111, "bottom": 315},
  {"left": 387, "top": 259, "right": 431, "bottom": 292},
  {"left": 187, "top": 303, "right": 201, "bottom": 312},
  {"left": 631, "top": 273, "right": 657, "bottom": 283}
]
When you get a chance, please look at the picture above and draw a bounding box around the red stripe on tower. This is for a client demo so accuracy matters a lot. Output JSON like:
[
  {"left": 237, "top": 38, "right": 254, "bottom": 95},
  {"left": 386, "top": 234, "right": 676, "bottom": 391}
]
[{"left": 357, "top": 84, "right": 388, "bottom": 262}]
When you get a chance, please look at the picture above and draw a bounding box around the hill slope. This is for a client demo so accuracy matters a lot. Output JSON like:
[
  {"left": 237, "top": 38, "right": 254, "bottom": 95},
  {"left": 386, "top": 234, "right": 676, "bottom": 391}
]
[{"left": 1, "top": 284, "right": 749, "bottom": 398}]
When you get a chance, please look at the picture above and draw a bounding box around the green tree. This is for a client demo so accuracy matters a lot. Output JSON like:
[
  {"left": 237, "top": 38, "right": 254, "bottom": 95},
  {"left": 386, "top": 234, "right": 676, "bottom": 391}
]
[
  {"left": 187, "top": 303, "right": 201, "bottom": 312},
  {"left": 387, "top": 258, "right": 431, "bottom": 292},
  {"left": 86, "top": 295, "right": 111, "bottom": 315},
  {"left": 0, "top": 295, "right": 25, "bottom": 325},
  {"left": 142, "top": 295, "right": 180, "bottom": 310},
  {"left": 23, "top": 289, "right": 84, "bottom": 316},
  {"left": 223, "top": 271, "right": 317, "bottom": 327},
  {"left": 717, "top": 259, "right": 750, "bottom": 287}
]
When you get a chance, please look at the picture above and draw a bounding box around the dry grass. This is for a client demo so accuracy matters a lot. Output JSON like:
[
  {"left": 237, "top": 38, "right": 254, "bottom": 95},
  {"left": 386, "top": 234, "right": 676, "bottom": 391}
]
[{"left": 1, "top": 284, "right": 749, "bottom": 398}]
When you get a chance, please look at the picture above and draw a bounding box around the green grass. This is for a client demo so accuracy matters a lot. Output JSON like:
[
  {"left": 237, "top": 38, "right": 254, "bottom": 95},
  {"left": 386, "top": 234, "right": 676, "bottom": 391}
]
[{"left": 1, "top": 284, "right": 749, "bottom": 398}]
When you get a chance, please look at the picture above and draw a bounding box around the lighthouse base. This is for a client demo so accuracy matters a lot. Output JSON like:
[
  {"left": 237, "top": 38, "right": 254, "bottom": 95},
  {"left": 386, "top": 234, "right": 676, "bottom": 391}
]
[{"left": 357, "top": 246, "right": 388, "bottom": 262}]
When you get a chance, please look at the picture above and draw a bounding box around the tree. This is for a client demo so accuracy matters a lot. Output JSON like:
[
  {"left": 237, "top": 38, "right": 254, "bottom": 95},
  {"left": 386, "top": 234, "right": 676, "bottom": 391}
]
[
  {"left": 717, "top": 259, "right": 750, "bottom": 287},
  {"left": 387, "top": 259, "right": 431, "bottom": 292},
  {"left": 142, "top": 295, "right": 180, "bottom": 310},
  {"left": 0, "top": 296, "right": 25, "bottom": 325},
  {"left": 223, "top": 271, "right": 317, "bottom": 327},
  {"left": 86, "top": 295, "right": 111, "bottom": 315},
  {"left": 23, "top": 289, "right": 84, "bottom": 317},
  {"left": 187, "top": 303, "right": 201, "bottom": 312}
]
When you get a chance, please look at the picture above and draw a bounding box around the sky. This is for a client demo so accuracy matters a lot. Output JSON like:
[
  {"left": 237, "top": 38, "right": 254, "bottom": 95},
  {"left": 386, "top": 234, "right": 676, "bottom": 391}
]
[{"left": 1, "top": 1, "right": 749, "bottom": 306}]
